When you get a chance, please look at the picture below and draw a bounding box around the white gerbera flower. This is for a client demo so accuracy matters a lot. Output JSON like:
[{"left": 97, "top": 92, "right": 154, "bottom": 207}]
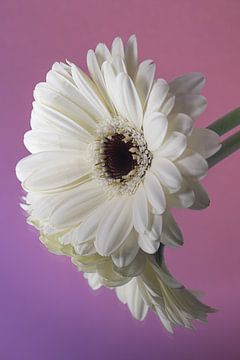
[
  {"left": 85, "top": 248, "right": 216, "bottom": 332},
  {"left": 16, "top": 35, "right": 221, "bottom": 269}
]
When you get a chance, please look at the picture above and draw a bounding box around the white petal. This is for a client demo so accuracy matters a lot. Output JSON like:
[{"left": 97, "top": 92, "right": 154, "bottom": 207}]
[
  {"left": 111, "top": 36, "right": 124, "bottom": 58},
  {"left": 176, "top": 150, "right": 208, "bottom": 177},
  {"left": 161, "top": 96, "right": 175, "bottom": 115},
  {"left": 145, "top": 79, "right": 169, "bottom": 116},
  {"left": 34, "top": 84, "right": 97, "bottom": 131},
  {"left": 116, "top": 73, "right": 143, "bottom": 128},
  {"left": 133, "top": 183, "right": 148, "bottom": 233},
  {"left": 51, "top": 62, "right": 72, "bottom": 81},
  {"left": 113, "top": 250, "right": 146, "bottom": 278},
  {"left": 16, "top": 151, "right": 84, "bottom": 183},
  {"left": 45, "top": 68, "right": 99, "bottom": 126},
  {"left": 169, "top": 113, "right": 193, "bottom": 135},
  {"left": 125, "top": 34, "right": 138, "bottom": 79},
  {"left": 143, "top": 112, "right": 168, "bottom": 151},
  {"left": 155, "top": 131, "right": 187, "bottom": 161},
  {"left": 60, "top": 203, "right": 106, "bottom": 245},
  {"left": 135, "top": 59, "right": 155, "bottom": 108},
  {"left": 187, "top": 179, "right": 210, "bottom": 210},
  {"left": 95, "top": 198, "right": 133, "bottom": 256},
  {"left": 147, "top": 213, "right": 163, "bottom": 240},
  {"left": 116, "top": 280, "right": 148, "bottom": 321},
  {"left": 95, "top": 43, "right": 112, "bottom": 66},
  {"left": 19, "top": 152, "right": 90, "bottom": 191},
  {"left": 71, "top": 63, "right": 110, "bottom": 119},
  {"left": 138, "top": 212, "right": 163, "bottom": 253},
  {"left": 144, "top": 172, "right": 166, "bottom": 214},
  {"left": 166, "top": 180, "right": 195, "bottom": 208},
  {"left": 188, "top": 128, "right": 221, "bottom": 159},
  {"left": 173, "top": 94, "right": 207, "bottom": 118},
  {"left": 87, "top": 49, "right": 113, "bottom": 109},
  {"left": 112, "top": 56, "right": 127, "bottom": 74},
  {"left": 74, "top": 241, "right": 96, "bottom": 256},
  {"left": 151, "top": 157, "right": 183, "bottom": 193},
  {"left": 169, "top": 73, "right": 205, "bottom": 95},
  {"left": 150, "top": 257, "right": 183, "bottom": 288},
  {"left": 31, "top": 102, "right": 93, "bottom": 139},
  {"left": 112, "top": 231, "right": 139, "bottom": 268},
  {"left": 161, "top": 211, "right": 183, "bottom": 247},
  {"left": 102, "top": 61, "right": 118, "bottom": 105},
  {"left": 50, "top": 182, "right": 105, "bottom": 228},
  {"left": 24, "top": 130, "right": 87, "bottom": 153},
  {"left": 138, "top": 234, "right": 161, "bottom": 254},
  {"left": 84, "top": 272, "right": 102, "bottom": 290}
]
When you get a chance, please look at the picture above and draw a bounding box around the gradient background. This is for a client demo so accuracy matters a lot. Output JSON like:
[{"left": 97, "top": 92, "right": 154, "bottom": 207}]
[{"left": 1, "top": 0, "right": 240, "bottom": 359}]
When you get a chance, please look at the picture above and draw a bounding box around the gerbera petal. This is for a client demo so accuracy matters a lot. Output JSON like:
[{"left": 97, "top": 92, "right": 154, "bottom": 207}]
[
  {"left": 133, "top": 183, "right": 148, "bottom": 233},
  {"left": 161, "top": 211, "right": 183, "bottom": 247},
  {"left": 24, "top": 130, "right": 88, "bottom": 153},
  {"left": 169, "top": 113, "right": 193, "bottom": 135},
  {"left": 169, "top": 72, "right": 205, "bottom": 95},
  {"left": 155, "top": 131, "right": 187, "bottom": 161},
  {"left": 71, "top": 63, "right": 110, "bottom": 119},
  {"left": 113, "top": 250, "right": 146, "bottom": 278},
  {"left": 116, "top": 279, "right": 148, "bottom": 321},
  {"left": 173, "top": 94, "right": 207, "bottom": 118},
  {"left": 84, "top": 272, "right": 102, "bottom": 290},
  {"left": 144, "top": 172, "right": 166, "bottom": 214},
  {"left": 95, "top": 197, "right": 133, "bottom": 256},
  {"left": 135, "top": 59, "right": 156, "bottom": 108},
  {"left": 34, "top": 84, "right": 97, "bottom": 131},
  {"left": 143, "top": 112, "right": 168, "bottom": 151},
  {"left": 87, "top": 49, "right": 113, "bottom": 110},
  {"left": 50, "top": 182, "right": 105, "bottom": 228},
  {"left": 166, "top": 179, "right": 195, "bottom": 208},
  {"left": 95, "top": 42, "right": 112, "bottom": 66},
  {"left": 112, "top": 56, "right": 127, "bottom": 74},
  {"left": 111, "top": 36, "right": 124, "bottom": 58},
  {"left": 161, "top": 96, "right": 175, "bottom": 115},
  {"left": 45, "top": 67, "right": 100, "bottom": 125},
  {"left": 116, "top": 73, "right": 143, "bottom": 128},
  {"left": 138, "top": 233, "right": 160, "bottom": 254},
  {"left": 112, "top": 231, "right": 139, "bottom": 268},
  {"left": 125, "top": 34, "right": 138, "bottom": 80},
  {"left": 187, "top": 179, "right": 210, "bottom": 210},
  {"left": 20, "top": 152, "right": 90, "bottom": 192},
  {"left": 74, "top": 240, "right": 96, "bottom": 256},
  {"left": 151, "top": 157, "right": 183, "bottom": 193},
  {"left": 187, "top": 128, "right": 221, "bottom": 159},
  {"left": 101, "top": 61, "right": 118, "bottom": 105},
  {"left": 145, "top": 79, "right": 169, "bottom": 116},
  {"left": 31, "top": 102, "right": 93, "bottom": 138},
  {"left": 176, "top": 150, "right": 208, "bottom": 178},
  {"left": 60, "top": 203, "right": 106, "bottom": 245}
]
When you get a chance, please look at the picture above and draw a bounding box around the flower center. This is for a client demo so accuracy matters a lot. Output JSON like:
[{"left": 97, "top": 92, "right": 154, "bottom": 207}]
[
  {"left": 103, "top": 134, "right": 136, "bottom": 180},
  {"left": 92, "top": 117, "right": 152, "bottom": 195}
]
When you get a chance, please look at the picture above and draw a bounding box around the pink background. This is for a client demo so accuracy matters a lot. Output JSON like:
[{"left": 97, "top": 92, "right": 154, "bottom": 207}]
[{"left": 1, "top": 0, "right": 240, "bottom": 359}]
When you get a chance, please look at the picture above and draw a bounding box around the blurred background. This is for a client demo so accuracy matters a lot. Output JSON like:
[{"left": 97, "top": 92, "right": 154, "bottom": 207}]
[{"left": 1, "top": 0, "right": 240, "bottom": 359}]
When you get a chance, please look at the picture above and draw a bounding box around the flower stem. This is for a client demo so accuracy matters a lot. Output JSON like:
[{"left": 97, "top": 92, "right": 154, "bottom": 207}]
[
  {"left": 207, "top": 107, "right": 240, "bottom": 135},
  {"left": 207, "top": 131, "right": 240, "bottom": 168}
]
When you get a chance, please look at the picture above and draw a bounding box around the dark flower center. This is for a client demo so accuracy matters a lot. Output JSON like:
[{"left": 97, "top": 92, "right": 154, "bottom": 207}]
[{"left": 103, "top": 134, "right": 136, "bottom": 180}]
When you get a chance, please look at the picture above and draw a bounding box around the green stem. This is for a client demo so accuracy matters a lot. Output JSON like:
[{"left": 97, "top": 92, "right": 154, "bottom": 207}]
[
  {"left": 207, "top": 107, "right": 240, "bottom": 136},
  {"left": 207, "top": 131, "right": 240, "bottom": 168}
]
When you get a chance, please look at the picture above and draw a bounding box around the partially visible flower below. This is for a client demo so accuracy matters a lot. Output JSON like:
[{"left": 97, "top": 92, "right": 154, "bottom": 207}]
[
  {"left": 16, "top": 35, "right": 220, "bottom": 331},
  {"left": 40, "top": 232, "right": 216, "bottom": 332}
]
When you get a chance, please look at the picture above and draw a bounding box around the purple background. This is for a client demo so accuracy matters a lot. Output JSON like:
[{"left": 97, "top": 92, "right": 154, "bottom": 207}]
[{"left": 1, "top": 0, "right": 240, "bottom": 359}]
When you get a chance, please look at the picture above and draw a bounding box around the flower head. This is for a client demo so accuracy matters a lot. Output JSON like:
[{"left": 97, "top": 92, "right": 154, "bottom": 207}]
[{"left": 16, "top": 35, "right": 220, "bottom": 269}]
